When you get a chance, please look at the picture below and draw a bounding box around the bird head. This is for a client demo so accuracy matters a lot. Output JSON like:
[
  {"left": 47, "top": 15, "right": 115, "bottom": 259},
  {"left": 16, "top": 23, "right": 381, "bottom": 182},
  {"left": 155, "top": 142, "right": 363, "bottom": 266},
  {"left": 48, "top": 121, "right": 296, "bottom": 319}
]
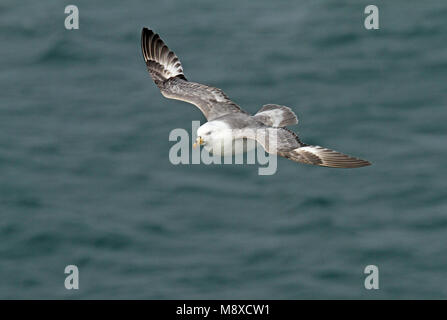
[
  {"left": 193, "top": 123, "right": 214, "bottom": 148},
  {"left": 194, "top": 121, "right": 230, "bottom": 148}
]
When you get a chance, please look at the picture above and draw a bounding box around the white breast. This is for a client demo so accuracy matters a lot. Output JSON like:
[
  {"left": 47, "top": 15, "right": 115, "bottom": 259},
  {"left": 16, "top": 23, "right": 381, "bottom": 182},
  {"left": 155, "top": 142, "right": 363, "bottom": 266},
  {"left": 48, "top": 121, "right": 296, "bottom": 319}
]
[{"left": 198, "top": 121, "right": 255, "bottom": 156}]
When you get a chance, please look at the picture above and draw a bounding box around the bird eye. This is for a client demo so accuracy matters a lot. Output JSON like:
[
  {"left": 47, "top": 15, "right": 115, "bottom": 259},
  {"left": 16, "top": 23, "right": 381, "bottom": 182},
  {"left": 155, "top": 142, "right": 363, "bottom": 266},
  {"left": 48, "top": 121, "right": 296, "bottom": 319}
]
[{"left": 206, "top": 132, "right": 211, "bottom": 135}]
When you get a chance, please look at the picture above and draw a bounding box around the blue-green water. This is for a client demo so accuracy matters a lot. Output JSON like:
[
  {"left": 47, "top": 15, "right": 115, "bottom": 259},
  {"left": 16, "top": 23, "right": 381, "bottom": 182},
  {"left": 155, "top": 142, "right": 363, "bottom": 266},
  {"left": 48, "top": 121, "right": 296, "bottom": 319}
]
[{"left": 1, "top": 0, "right": 446, "bottom": 299}]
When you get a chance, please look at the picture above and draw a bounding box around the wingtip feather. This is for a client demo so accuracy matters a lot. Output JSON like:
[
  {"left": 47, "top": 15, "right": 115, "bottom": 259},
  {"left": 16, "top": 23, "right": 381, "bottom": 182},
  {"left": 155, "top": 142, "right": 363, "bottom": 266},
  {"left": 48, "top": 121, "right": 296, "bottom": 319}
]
[{"left": 141, "top": 27, "right": 185, "bottom": 81}]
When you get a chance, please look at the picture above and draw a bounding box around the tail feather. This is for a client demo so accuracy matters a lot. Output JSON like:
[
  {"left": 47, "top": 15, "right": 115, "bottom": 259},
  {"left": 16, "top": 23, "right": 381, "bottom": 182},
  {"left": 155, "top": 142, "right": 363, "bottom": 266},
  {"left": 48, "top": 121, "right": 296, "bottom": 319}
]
[{"left": 141, "top": 28, "right": 186, "bottom": 84}]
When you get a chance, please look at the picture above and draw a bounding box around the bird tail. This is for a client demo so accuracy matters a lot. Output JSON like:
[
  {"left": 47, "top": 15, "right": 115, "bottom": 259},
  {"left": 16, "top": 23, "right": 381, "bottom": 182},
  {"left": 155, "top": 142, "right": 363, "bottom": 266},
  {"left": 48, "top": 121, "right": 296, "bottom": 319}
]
[{"left": 141, "top": 28, "right": 187, "bottom": 84}]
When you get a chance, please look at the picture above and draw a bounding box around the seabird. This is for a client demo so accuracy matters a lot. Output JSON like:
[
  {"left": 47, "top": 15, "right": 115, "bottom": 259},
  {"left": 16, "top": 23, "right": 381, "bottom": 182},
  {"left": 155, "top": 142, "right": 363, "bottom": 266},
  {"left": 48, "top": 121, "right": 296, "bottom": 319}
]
[{"left": 141, "top": 28, "right": 371, "bottom": 168}]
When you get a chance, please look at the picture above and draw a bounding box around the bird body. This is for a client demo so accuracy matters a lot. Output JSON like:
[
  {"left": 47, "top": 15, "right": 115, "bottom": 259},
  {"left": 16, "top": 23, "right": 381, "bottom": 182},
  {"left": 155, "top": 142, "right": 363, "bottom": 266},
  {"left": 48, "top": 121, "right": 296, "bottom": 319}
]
[{"left": 141, "top": 28, "right": 371, "bottom": 168}]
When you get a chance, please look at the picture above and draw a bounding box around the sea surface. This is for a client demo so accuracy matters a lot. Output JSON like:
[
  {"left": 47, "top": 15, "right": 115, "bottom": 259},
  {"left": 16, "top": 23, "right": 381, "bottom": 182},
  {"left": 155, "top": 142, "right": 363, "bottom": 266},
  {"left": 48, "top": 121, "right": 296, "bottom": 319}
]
[{"left": 1, "top": 0, "right": 446, "bottom": 299}]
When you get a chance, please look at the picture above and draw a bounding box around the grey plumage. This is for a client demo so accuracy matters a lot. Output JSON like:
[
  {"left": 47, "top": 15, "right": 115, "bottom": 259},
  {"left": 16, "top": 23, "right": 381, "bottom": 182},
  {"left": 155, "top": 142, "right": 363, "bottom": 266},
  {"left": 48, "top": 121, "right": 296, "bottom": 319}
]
[
  {"left": 279, "top": 146, "right": 372, "bottom": 168},
  {"left": 254, "top": 104, "right": 298, "bottom": 127},
  {"left": 141, "top": 28, "right": 371, "bottom": 168},
  {"left": 141, "top": 28, "right": 245, "bottom": 121}
]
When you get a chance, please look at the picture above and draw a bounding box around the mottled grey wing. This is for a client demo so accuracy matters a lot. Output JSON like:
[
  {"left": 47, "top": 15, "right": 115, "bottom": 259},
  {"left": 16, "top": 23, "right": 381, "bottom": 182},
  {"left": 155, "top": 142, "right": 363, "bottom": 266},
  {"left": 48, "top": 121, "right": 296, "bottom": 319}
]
[
  {"left": 254, "top": 104, "right": 298, "bottom": 127},
  {"left": 141, "top": 28, "right": 246, "bottom": 120},
  {"left": 235, "top": 127, "right": 371, "bottom": 168},
  {"left": 280, "top": 145, "right": 371, "bottom": 168},
  {"left": 233, "top": 127, "right": 304, "bottom": 154}
]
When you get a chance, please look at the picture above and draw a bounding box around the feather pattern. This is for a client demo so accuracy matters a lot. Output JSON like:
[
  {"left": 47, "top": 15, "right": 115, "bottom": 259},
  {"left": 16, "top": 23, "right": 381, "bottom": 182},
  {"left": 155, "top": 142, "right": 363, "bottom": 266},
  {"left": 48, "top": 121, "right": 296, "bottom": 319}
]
[
  {"left": 141, "top": 28, "right": 245, "bottom": 120},
  {"left": 141, "top": 28, "right": 371, "bottom": 168},
  {"left": 254, "top": 104, "right": 298, "bottom": 127}
]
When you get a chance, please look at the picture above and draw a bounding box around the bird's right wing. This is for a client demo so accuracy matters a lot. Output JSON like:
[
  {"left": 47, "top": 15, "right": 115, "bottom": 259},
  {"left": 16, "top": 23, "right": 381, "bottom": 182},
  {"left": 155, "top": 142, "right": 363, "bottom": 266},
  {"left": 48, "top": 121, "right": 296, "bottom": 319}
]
[{"left": 141, "top": 28, "right": 246, "bottom": 121}]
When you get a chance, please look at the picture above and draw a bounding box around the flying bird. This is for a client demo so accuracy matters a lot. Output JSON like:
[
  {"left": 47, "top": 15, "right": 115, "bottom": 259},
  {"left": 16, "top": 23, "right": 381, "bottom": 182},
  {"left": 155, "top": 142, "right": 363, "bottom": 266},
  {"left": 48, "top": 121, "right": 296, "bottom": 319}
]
[{"left": 141, "top": 28, "right": 371, "bottom": 168}]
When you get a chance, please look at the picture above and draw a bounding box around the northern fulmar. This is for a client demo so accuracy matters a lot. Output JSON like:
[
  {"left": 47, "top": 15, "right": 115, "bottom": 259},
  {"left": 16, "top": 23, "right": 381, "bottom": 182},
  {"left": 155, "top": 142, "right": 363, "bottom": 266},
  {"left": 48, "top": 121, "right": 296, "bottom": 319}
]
[{"left": 141, "top": 28, "right": 371, "bottom": 168}]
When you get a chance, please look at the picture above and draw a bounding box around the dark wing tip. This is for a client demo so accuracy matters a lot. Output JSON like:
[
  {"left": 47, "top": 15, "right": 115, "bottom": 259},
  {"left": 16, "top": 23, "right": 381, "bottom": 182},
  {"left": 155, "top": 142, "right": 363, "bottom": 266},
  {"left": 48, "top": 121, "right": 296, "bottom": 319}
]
[
  {"left": 326, "top": 158, "right": 372, "bottom": 168},
  {"left": 141, "top": 27, "right": 185, "bottom": 81},
  {"left": 141, "top": 27, "right": 155, "bottom": 62},
  {"left": 318, "top": 150, "right": 372, "bottom": 168},
  {"left": 289, "top": 145, "right": 372, "bottom": 169},
  {"left": 141, "top": 27, "right": 154, "bottom": 38}
]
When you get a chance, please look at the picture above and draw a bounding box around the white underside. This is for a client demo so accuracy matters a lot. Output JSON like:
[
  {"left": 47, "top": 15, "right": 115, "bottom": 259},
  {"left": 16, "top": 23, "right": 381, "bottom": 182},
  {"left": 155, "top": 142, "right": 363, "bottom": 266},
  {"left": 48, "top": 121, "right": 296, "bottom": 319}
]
[
  {"left": 203, "top": 137, "right": 256, "bottom": 156},
  {"left": 198, "top": 121, "right": 256, "bottom": 156}
]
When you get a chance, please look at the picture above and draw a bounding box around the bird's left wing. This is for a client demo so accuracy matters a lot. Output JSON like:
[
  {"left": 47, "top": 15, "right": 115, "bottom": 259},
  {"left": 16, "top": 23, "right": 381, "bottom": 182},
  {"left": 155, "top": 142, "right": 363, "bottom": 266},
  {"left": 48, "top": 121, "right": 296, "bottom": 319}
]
[
  {"left": 141, "top": 28, "right": 246, "bottom": 121},
  {"left": 234, "top": 127, "right": 371, "bottom": 168}
]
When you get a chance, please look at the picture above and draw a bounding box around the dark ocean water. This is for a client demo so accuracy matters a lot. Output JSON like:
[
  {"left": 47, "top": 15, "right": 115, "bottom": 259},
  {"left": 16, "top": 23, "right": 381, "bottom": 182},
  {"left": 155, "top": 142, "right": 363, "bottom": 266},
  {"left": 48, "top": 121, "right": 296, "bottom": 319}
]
[{"left": 1, "top": 0, "right": 446, "bottom": 299}]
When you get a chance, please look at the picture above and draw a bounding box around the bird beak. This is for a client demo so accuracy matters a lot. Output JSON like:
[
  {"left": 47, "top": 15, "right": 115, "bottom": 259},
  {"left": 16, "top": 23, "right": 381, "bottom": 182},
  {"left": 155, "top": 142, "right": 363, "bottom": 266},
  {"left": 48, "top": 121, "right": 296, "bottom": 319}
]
[{"left": 193, "top": 136, "right": 204, "bottom": 148}]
